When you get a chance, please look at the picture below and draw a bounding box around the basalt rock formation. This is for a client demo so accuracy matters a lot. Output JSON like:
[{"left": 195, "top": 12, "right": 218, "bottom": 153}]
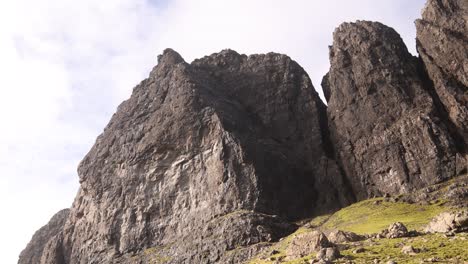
[
  {"left": 20, "top": 49, "right": 353, "bottom": 264},
  {"left": 416, "top": 0, "right": 468, "bottom": 144},
  {"left": 20, "top": 0, "right": 467, "bottom": 263},
  {"left": 323, "top": 21, "right": 464, "bottom": 199}
]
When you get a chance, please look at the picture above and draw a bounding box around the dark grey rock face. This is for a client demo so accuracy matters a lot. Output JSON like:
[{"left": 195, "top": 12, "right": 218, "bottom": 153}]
[
  {"left": 18, "top": 209, "right": 69, "bottom": 264},
  {"left": 416, "top": 0, "right": 468, "bottom": 144},
  {"left": 22, "top": 49, "right": 352, "bottom": 264},
  {"left": 324, "top": 21, "right": 462, "bottom": 199}
]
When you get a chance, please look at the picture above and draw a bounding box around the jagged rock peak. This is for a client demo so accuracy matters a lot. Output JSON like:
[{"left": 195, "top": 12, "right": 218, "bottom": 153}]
[
  {"left": 149, "top": 48, "right": 187, "bottom": 77},
  {"left": 195, "top": 48, "right": 243, "bottom": 60},
  {"left": 157, "top": 48, "right": 185, "bottom": 65},
  {"left": 331, "top": 20, "right": 414, "bottom": 66},
  {"left": 191, "top": 49, "right": 303, "bottom": 74},
  {"left": 324, "top": 20, "right": 461, "bottom": 199},
  {"left": 333, "top": 20, "right": 398, "bottom": 37}
]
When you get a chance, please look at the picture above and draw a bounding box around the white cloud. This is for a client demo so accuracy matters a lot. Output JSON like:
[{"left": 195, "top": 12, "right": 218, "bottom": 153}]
[{"left": 0, "top": 0, "right": 425, "bottom": 262}]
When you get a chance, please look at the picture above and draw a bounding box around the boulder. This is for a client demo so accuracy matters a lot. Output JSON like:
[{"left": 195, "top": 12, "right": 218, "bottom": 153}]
[
  {"left": 316, "top": 247, "right": 340, "bottom": 261},
  {"left": 328, "top": 230, "right": 364, "bottom": 243},
  {"left": 286, "top": 231, "right": 332, "bottom": 259},
  {"left": 381, "top": 222, "right": 409, "bottom": 238},
  {"left": 424, "top": 210, "right": 468, "bottom": 233}
]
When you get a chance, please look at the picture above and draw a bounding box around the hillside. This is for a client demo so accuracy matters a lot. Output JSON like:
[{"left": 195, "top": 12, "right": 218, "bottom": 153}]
[{"left": 249, "top": 174, "right": 467, "bottom": 263}]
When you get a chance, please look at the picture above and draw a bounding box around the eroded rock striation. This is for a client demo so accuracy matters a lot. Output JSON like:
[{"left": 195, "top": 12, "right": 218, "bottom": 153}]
[
  {"left": 416, "top": 0, "right": 468, "bottom": 145},
  {"left": 324, "top": 20, "right": 464, "bottom": 199},
  {"left": 20, "top": 0, "right": 467, "bottom": 263}
]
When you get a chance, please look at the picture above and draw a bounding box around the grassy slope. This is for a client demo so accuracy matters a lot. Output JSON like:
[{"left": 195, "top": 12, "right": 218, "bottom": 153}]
[
  {"left": 248, "top": 195, "right": 467, "bottom": 263},
  {"left": 339, "top": 233, "right": 468, "bottom": 263},
  {"left": 319, "top": 198, "right": 447, "bottom": 234}
]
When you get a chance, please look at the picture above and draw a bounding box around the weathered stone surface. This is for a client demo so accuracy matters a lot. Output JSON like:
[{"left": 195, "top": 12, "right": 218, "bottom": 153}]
[
  {"left": 381, "top": 222, "right": 409, "bottom": 239},
  {"left": 18, "top": 209, "right": 69, "bottom": 264},
  {"left": 424, "top": 210, "right": 468, "bottom": 233},
  {"left": 286, "top": 231, "right": 332, "bottom": 259},
  {"left": 416, "top": 0, "right": 468, "bottom": 145},
  {"left": 316, "top": 247, "right": 340, "bottom": 261},
  {"left": 328, "top": 230, "right": 364, "bottom": 244},
  {"left": 324, "top": 20, "right": 462, "bottom": 199},
  {"left": 115, "top": 210, "right": 295, "bottom": 264},
  {"left": 398, "top": 173, "right": 468, "bottom": 208},
  {"left": 23, "top": 49, "right": 352, "bottom": 264}
]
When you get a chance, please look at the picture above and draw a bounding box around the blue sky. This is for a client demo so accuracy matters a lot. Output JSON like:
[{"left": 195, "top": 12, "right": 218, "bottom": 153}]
[{"left": 0, "top": 0, "right": 425, "bottom": 262}]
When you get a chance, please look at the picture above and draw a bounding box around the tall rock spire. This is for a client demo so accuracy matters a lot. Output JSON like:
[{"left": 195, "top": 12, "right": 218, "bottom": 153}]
[
  {"left": 324, "top": 21, "right": 461, "bottom": 199},
  {"left": 416, "top": 0, "right": 468, "bottom": 148}
]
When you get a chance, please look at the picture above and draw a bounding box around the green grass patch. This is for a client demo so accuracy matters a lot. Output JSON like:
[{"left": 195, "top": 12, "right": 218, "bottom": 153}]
[
  {"left": 339, "top": 233, "right": 468, "bottom": 263},
  {"left": 318, "top": 198, "right": 448, "bottom": 234},
  {"left": 309, "top": 214, "right": 331, "bottom": 227}
]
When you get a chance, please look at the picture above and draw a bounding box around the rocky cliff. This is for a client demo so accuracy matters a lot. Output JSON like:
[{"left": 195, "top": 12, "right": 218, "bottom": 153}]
[
  {"left": 323, "top": 20, "right": 464, "bottom": 199},
  {"left": 19, "top": 0, "right": 467, "bottom": 263},
  {"left": 20, "top": 50, "right": 353, "bottom": 264},
  {"left": 416, "top": 0, "right": 468, "bottom": 144}
]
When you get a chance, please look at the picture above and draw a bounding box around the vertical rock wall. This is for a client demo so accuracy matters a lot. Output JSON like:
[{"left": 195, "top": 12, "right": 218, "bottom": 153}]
[
  {"left": 324, "top": 21, "right": 463, "bottom": 199},
  {"left": 416, "top": 0, "right": 467, "bottom": 148}
]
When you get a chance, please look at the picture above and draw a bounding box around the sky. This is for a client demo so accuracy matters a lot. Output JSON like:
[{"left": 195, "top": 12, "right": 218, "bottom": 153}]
[{"left": 0, "top": 0, "right": 426, "bottom": 262}]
